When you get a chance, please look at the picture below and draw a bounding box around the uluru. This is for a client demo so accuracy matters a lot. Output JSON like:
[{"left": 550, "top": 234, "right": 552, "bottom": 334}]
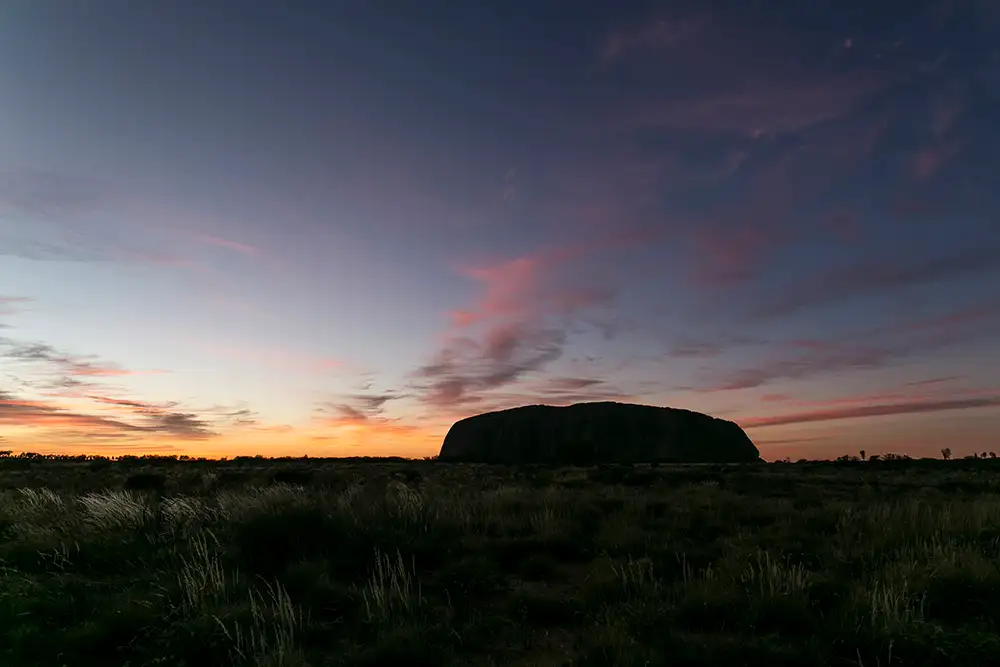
[{"left": 438, "top": 401, "right": 761, "bottom": 464}]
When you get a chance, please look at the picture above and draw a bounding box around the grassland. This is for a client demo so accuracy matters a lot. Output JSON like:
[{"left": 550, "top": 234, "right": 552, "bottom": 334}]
[{"left": 2, "top": 453, "right": 1000, "bottom": 666}]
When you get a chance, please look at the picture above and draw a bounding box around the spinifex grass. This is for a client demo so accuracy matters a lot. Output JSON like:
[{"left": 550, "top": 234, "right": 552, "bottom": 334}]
[{"left": 2, "top": 456, "right": 1000, "bottom": 666}]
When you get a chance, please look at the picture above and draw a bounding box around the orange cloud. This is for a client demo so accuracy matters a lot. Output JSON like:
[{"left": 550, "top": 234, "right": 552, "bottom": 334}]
[{"left": 1, "top": 389, "right": 216, "bottom": 441}]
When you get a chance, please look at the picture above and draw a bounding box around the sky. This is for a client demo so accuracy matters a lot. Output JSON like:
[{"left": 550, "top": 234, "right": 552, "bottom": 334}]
[{"left": 1, "top": 0, "right": 999, "bottom": 461}]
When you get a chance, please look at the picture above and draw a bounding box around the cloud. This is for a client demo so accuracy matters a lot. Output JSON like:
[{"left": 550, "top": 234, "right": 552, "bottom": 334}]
[
  {"left": 1, "top": 392, "right": 147, "bottom": 435},
  {"left": 0, "top": 296, "right": 32, "bottom": 318},
  {"left": 149, "top": 411, "right": 216, "bottom": 439},
  {"left": 752, "top": 247, "right": 1000, "bottom": 319},
  {"left": 695, "top": 298, "right": 1000, "bottom": 392},
  {"left": 322, "top": 391, "right": 408, "bottom": 423},
  {"left": 667, "top": 334, "right": 763, "bottom": 359},
  {"left": 599, "top": 15, "right": 711, "bottom": 66},
  {"left": 0, "top": 170, "right": 105, "bottom": 219},
  {"left": 448, "top": 244, "right": 613, "bottom": 327},
  {"left": 742, "top": 395, "right": 1000, "bottom": 429},
  {"left": 0, "top": 170, "right": 134, "bottom": 263},
  {"left": 698, "top": 342, "right": 891, "bottom": 392},
  {"left": 413, "top": 324, "right": 567, "bottom": 408},
  {"left": 518, "top": 375, "right": 629, "bottom": 406},
  {"left": 410, "top": 241, "right": 627, "bottom": 410},
  {"left": 187, "top": 232, "right": 258, "bottom": 256},
  {"left": 0, "top": 338, "right": 167, "bottom": 378},
  {"left": 685, "top": 222, "right": 794, "bottom": 288},
  {"left": 754, "top": 435, "right": 835, "bottom": 447},
  {"left": 0, "top": 170, "right": 247, "bottom": 268},
  {"left": 904, "top": 375, "right": 964, "bottom": 387},
  {"left": 624, "top": 73, "right": 889, "bottom": 137},
  {"left": 912, "top": 140, "right": 961, "bottom": 180},
  {"left": 222, "top": 407, "right": 260, "bottom": 427},
  {"left": 1, "top": 389, "right": 217, "bottom": 440}
]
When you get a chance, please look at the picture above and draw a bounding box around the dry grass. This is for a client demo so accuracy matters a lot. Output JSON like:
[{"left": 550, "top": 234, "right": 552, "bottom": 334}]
[{"left": 2, "top": 457, "right": 1000, "bottom": 666}]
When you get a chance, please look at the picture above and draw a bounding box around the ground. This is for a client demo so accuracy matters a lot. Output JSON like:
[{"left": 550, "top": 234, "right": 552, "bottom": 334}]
[{"left": 2, "top": 454, "right": 1000, "bottom": 666}]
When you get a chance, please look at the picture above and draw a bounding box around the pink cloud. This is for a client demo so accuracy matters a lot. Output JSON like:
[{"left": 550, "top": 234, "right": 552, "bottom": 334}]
[
  {"left": 448, "top": 243, "right": 612, "bottom": 328},
  {"left": 186, "top": 231, "right": 258, "bottom": 256},
  {"left": 687, "top": 224, "right": 788, "bottom": 288},
  {"left": 411, "top": 239, "right": 628, "bottom": 410},
  {"left": 742, "top": 394, "right": 1000, "bottom": 429},
  {"left": 904, "top": 375, "right": 964, "bottom": 387},
  {"left": 625, "top": 73, "right": 888, "bottom": 137},
  {"left": 69, "top": 366, "right": 168, "bottom": 377},
  {"left": 912, "top": 140, "right": 961, "bottom": 180}
]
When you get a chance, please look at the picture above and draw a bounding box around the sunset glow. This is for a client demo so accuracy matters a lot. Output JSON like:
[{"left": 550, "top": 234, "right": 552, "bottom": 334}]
[{"left": 2, "top": 1, "right": 999, "bottom": 460}]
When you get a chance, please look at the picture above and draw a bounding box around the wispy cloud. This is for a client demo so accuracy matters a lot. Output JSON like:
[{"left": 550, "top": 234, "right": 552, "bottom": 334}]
[
  {"left": 412, "top": 241, "right": 625, "bottom": 410},
  {"left": 0, "top": 338, "right": 167, "bottom": 378},
  {"left": 0, "top": 170, "right": 105, "bottom": 219},
  {"left": 624, "top": 72, "right": 889, "bottom": 137},
  {"left": 413, "top": 324, "right": 567, "bottom": 408},
  {"left": 0, "top": 296, "right": 32, "bottom": 318},
  {"left": 599, "top": 15, "right": 711, "bottom": 66},
  {"left": 694, "top": 298, "right": 1000, "bottom": 392},
  {"left": 751, "top": 247, "right": 1000, "bottom": 319},
  {"left": 0, "top": 390, "right": 216, "bottom": 439},
  {"left": 186, "top": 232, "right": 258, "bottom": 256},
  {"left": 667, "top": 334, "right": 763, "bottom": 359},
  {"left": 904, "top": 375, "right": 964, "bottom": 387},
  {"left": 742, "top": 395, "right": 1000, "bottom": 428},
  {"left": 686, "top": 224, "right": 790, "bottom": 288},
  {"left": 320, "top": 391, "right": 409, "bottom": 424},
  {"left": 448, "top": 245, "right": 613, "bottom": 327}
]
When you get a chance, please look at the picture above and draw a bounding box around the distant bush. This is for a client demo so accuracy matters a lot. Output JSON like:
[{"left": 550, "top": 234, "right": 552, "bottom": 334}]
[
  {"left": 122, "top": 471, "right": 166, "bottom": 493},
  {"left": 270, "top": 468, "right": 314, "bottom": 486}
]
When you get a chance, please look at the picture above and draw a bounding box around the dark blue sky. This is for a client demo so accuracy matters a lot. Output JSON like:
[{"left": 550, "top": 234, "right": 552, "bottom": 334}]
[{"left": 1, "top": 0, "right": 998, "bottom": 459}]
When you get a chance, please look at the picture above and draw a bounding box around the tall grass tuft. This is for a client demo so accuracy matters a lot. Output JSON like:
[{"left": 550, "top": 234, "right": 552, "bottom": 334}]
[
  {"left": 177, "top": 529, "right": 230, "bottom": 613},
  {"left": 360, "top": 548, "right": 422, "bottom": 623},
  {"left": 214, "top": 579, "right": 302, "bottom": 666},
  {"left": 78, "top": 490, "right": 151, "bottom": 532},
  {"left": 866, "top": 579, "right": 926, "bottom": 632},
  {"left": 740, "top": 550, "right": 811, "bottom": 597}
]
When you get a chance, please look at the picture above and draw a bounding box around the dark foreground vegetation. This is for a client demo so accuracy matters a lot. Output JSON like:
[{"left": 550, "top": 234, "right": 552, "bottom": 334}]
[{"left": 2, "top": 453, "right": 1000, "bottom": 666}]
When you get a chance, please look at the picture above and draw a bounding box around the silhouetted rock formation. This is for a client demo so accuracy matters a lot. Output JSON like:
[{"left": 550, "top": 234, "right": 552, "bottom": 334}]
[{"left": 439, "top": 401, "right": 760, "bottom": 464}]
